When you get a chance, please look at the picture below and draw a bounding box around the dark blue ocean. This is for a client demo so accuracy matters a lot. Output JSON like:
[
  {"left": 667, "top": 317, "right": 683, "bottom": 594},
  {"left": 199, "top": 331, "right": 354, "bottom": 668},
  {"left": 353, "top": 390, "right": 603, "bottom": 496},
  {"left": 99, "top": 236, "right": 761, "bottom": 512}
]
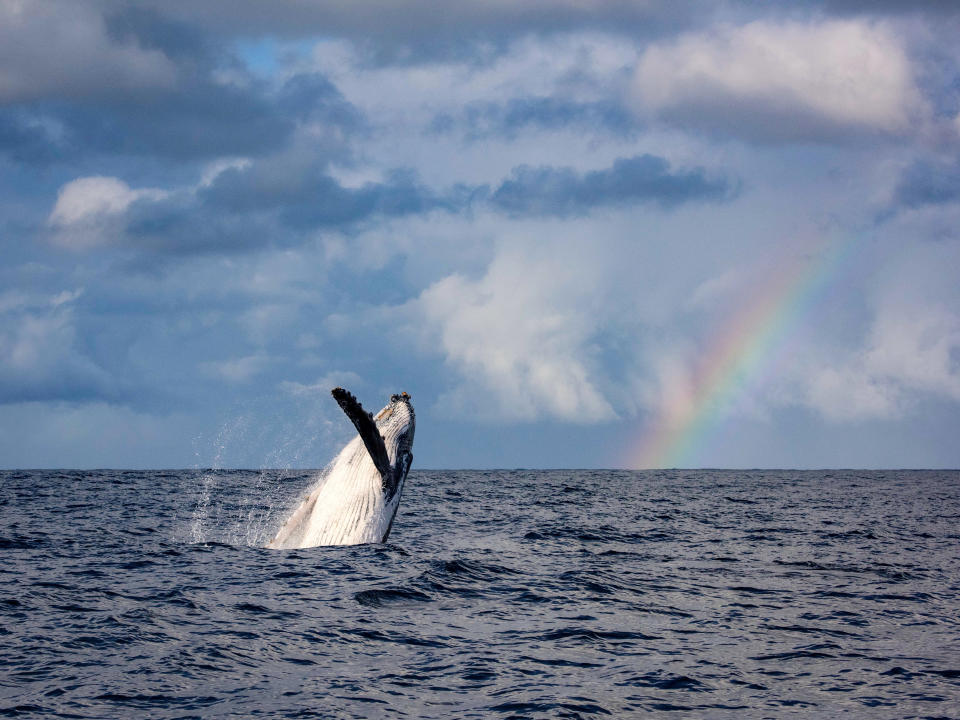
[{"left": 1, "top": 469, "right": 958, "bottom": 719}]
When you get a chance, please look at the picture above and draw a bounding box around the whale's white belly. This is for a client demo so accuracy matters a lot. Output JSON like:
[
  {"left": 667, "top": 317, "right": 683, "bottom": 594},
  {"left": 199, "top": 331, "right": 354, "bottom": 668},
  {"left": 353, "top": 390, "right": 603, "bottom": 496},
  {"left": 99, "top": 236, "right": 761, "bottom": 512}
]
[{"left": 269, "top": 437, "right": 394, "bottom": 548}]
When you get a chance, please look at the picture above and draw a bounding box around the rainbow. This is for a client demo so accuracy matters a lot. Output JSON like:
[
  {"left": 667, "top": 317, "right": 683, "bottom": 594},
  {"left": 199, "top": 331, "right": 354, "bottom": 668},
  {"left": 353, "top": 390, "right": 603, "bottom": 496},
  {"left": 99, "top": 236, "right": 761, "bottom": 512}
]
[{"left": 625, "top": 236, "right": 856, "bottom": 469}]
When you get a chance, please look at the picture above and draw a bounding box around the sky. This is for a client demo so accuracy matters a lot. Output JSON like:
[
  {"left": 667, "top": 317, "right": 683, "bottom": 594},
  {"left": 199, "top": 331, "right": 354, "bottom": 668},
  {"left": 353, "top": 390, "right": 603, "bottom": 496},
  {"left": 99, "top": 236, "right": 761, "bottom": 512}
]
[{"left": 1, "top": 1, "right": 959, "bottom": 469}]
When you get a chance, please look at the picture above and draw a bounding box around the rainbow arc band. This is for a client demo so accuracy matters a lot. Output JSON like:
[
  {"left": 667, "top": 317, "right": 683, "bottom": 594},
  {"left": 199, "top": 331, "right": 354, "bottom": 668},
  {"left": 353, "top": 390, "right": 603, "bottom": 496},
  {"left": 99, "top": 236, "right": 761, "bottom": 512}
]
[{"left": 627, "top": 234, "right": 859, "bottom": 469}]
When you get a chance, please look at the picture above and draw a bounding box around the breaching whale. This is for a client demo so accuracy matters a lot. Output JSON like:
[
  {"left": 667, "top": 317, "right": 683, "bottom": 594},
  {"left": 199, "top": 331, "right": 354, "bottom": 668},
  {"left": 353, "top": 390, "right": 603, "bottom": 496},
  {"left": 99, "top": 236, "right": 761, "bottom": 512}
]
[{"left": 267, "top": 388, "right": 415, "bottom": 549}]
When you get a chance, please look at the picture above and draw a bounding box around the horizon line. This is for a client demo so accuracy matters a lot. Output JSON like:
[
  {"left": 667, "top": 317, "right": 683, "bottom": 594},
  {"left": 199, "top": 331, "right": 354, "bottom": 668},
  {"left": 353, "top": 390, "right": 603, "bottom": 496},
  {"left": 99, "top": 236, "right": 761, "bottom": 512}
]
[{"left": 3, "top": 466, "right": 958, "bottom": 473}]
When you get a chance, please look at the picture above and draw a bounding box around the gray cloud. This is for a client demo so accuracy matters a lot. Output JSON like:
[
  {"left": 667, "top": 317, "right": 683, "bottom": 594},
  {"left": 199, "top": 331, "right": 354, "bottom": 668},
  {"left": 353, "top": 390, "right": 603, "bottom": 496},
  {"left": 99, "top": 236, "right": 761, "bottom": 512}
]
[
  {"left": 0, "top": 295, "right": 116, "bottom": 405},
  {"left": 0, "top": 0, "right": 364, "bottom": 165},
  {"left": 277, "top": 74, "right": 367, "bottom": 129},
  {"left": 102, "top": 4, "right": 211, "bottom": 64},
  {"left": 0, "top": 1, "right": 177, "bottom": 104},
  {"left": 119, "top": 1, "right": 959, "bottom": 66},
  {"left": 812, "top": 0, "right": 960, "bottom": 16},
  {"left": 48, "top": 153, "right": 732, "bottom": 255},
  {"left": 0, "top": 111, "right": 64, "bottom": 163},
  {"left": 119, "top": 0, "right": 696, "bottom": 64},
  {"left": 489, "top": 154, "right": 735, "bottom": 218},
  {"left": 892, "top": 158, "right": 960, "bottom": 209},
  {"left": 0, "top": 69, "right": 365, "bottom": 165},
  {"left": 45, "top": 161, "right": 473, "bottom": 255},
  {"left": 431, "top": 97, "right": 638, "bottom": 141},
  {"left": 199, "top": 163, "right": 469, "bottom": 232}
]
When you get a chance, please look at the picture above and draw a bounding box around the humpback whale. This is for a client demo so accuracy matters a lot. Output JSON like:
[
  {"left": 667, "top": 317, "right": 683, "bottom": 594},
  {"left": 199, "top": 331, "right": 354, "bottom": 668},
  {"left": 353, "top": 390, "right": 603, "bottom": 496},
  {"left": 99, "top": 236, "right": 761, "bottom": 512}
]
[{"left": 267, "top": 388, "right": 415, "bottom": 549}]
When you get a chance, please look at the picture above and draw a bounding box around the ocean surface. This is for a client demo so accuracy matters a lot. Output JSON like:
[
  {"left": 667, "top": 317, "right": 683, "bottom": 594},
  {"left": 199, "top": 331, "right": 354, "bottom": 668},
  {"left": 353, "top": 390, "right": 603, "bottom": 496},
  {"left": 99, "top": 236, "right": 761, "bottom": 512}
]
[{"left": 1, "top": 469, "right": 958, "bottom": 719}]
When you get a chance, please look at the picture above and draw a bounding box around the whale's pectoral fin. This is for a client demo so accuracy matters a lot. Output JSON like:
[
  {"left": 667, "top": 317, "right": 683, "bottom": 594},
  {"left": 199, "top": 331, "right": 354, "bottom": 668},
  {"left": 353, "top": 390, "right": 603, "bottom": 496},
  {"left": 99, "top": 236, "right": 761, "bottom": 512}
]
[{"left": 331, "top": 387, "right": 391, "bottom": 478}]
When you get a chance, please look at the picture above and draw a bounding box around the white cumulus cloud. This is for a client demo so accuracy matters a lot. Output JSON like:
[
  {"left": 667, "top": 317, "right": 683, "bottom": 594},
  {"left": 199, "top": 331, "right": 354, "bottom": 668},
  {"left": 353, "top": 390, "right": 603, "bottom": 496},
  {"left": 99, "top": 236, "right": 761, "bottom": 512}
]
[
  {"left": 416, "top": 240, "right": 617, "bottom": 423},
  {"left": 631, "top": 19, "right": 924, "bottom": 141},
  {"left": 802, "top": 303, "right": 960, "bottom": 421},
  {"left": 47, "top": 176, "right": 167, "bottom": 249}
]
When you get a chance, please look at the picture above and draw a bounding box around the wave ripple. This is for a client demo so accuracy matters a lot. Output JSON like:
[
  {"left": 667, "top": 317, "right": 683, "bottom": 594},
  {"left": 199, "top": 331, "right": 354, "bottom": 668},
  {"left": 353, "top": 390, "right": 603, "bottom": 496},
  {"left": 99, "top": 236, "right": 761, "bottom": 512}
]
[{"left": 1, "top": 468, "right": 958, "bottom": 718}]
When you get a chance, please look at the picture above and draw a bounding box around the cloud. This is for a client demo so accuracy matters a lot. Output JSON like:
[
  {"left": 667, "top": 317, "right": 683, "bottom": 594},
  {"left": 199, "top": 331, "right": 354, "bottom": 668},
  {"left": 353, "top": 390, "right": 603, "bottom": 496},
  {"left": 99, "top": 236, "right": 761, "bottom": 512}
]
[
  {"left": 415, "top": 240, "right": 618, "bottom": 423},
  {"left": 805, "top": 366, "right": 899, "bottom": 421},
  {"left": 201, "top": 354, "right": 275, "bottom": 383},
  {"left": 863, "top": 303, "right": 960, "bottom": 400},
  {"left": 43, "top": 158, "right": 470, "bottom": 255},
  {"left": 277, "top": 73, "right": 367, "bottom": 131},
  {"left": 0, "top": 87, "right": 295, "bottom": 169},
  {"left": 129, "top": 1, "right": 694, "bottom": 64},
  {"left": 0, "top": 401, "right": 197, "bottom": 469},
  {"left": 891, "top": 157, "right": 960, "bottom": 210},
  {"left": 685, "top": 268, "right": 748, "bottom": 311},
  {"left": 800, "top": 301, "right": 960, "bottom": 421},
  {"left": 432, "top": 97, "right": 638, "bottom": 140},
  {"left": 0, "top": 0, "right": 176, "bottom": 103},
  {"left": 3, "top": 1, "right": 960, "bottom": 471},
  {"left": 0, "top": 110, "right": 67, "bottom": 163},
  {"left": 279, "top": 371, "right": 363, "bottom": 396},
  {"left": 47, "top": 176, "right": 167, "bottom": 249},
  {"left": 631, "top": 19, "right": 925, "bottom": 142},
  {"left": 0, "top": 288, "right": 83, "bottom": 314},
  {"left": 0, "top": 289, "right": 114, "bottom": 404},
  {"left": 49, "top": 177, "right": 144, "bottom": 225},
  {"left": 2, "top": 74, "right": 306, "bottom": 164},
  {"left": 489, "top": 154, "right": 734, "bottom": 217},
  {"left": 1, "top": 0, "right": 362, "bottom": 165},
  {"left": 813, "top": 0, "right": 960, "bottom": 17},
  {"left": 200, "top": 162, "right": 465, "bottom": 230}
]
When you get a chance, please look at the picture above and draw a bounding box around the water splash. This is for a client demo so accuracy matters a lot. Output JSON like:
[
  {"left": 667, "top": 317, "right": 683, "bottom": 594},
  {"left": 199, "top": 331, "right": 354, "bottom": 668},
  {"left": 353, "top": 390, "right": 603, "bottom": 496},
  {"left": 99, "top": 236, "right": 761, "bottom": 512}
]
[
  {"left": 189, "top": 417, "right": 250, "bottom": 544},
  {"left": 186, "top": 393, "right": 345, "bottom": 546}
]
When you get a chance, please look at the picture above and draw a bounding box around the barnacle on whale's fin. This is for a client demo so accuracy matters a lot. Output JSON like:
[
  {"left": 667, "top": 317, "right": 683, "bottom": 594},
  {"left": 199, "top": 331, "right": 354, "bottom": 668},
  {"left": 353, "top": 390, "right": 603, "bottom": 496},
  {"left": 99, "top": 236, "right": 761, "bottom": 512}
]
[{"left": 331, "top": 387, "right": 391, "bottom": 479}]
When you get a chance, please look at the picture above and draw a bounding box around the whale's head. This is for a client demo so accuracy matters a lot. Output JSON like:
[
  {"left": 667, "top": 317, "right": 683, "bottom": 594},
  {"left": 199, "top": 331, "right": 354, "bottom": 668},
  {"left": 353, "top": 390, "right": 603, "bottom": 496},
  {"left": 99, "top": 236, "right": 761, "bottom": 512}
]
[
  {"left": 331, "top": 386, "right": 415, "bottom": 502},
  {"left": 374, "top": 392, "right": 415, "bottom": 503},
  {"left": 377, "top": 392, "right": 415, "bottom": 465}
]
